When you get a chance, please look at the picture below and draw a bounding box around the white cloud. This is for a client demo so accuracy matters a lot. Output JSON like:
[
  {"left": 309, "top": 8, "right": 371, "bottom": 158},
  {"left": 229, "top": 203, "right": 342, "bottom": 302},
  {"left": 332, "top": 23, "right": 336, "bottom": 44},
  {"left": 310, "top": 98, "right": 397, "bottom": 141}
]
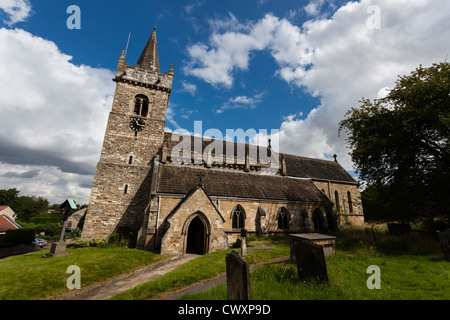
[
  {"left": 0, "top": 28, "right": 114, "bottom": 203},
  {"left": 181, "top": 81, "right": 197, "bottom": 96},
  {"left": 166, "top": 102, "right": 181, "bottom": 129},
  {"left": 184, "top": 0, "right": 450, "bottom": 171},
  {"left": 304, "top": 0, "right": 325, "bottom": 16},
  {"left": 0, "top": 0, "right": 32, "bottom": 26},
  {"left": 216, "top": 91, "right": 266, "bottom": 114}
]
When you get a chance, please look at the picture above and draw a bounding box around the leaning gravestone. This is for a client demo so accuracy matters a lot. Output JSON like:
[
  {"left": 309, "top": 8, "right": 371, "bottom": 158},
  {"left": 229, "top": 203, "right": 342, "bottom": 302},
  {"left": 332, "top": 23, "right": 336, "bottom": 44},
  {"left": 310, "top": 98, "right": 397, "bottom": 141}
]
[
  {"left": 437, "top": 229, "right": 450, "bottom": 262},
  {"left": 294, "top": 241, "right": 328, "bottom": 283},
  {"left": 226, "top": 250, "right": 251, "bottom": 300}
]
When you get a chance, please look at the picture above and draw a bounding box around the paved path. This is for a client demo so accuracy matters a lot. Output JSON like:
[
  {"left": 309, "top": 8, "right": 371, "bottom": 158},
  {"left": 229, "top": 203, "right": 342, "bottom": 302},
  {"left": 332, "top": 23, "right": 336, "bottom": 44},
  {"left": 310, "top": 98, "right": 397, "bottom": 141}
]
[
  {"left": 158, "top": 256, "right": 290, "bottom": 300},
  {"left": 63, "top": 254, "right": 199, "bottom": 300},
  {"left": 63, "top": 249, "right": 290, "bottom": 301}
]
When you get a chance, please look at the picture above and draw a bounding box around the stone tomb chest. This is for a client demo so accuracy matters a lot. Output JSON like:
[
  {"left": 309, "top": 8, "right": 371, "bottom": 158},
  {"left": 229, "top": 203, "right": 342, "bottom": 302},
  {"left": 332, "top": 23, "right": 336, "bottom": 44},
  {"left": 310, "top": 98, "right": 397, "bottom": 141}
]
[{"left": 290, "top": 233, "right": 336, "bottom": 262}]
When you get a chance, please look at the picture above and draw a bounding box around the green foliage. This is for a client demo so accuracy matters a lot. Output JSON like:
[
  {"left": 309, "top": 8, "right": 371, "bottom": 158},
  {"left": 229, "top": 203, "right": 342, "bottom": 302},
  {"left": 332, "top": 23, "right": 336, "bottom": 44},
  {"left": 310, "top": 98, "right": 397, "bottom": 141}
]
[
  {"left": 3, "top": 228, "right": 35, "bottom": 246},
  {"left": 70, "top": 237, "right": 110, "bottom": 248},
  {"left": 108, "top": 226, "right": 138, "bottom": 248},
  {"left": 0, "top": 188, "right": 19, "bottom": 205},
  {"left": 0, "top": 188, "right": 50, "bottom": 222},
  {"left": 17, "top": 220, "right": 61, "bottom": 237},
  {"left": 70, "top": 227, "right": 138, "bottom": 248},
  {"left": 339, "top": 62, "right": 450, "bottom": 223},
  {"left": 29, "top": 216, "right": 59, "bottom": 224}
]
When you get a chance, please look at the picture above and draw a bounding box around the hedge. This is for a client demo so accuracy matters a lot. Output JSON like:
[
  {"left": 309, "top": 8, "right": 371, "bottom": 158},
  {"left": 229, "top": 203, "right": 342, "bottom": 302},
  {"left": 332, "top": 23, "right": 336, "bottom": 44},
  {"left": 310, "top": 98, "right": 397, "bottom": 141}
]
[
  {"left": 29, "top": 217, "right": 60, "bottom": 224},
  {"left": 4, "top": 228, "right": 35, "bottom": 245}
]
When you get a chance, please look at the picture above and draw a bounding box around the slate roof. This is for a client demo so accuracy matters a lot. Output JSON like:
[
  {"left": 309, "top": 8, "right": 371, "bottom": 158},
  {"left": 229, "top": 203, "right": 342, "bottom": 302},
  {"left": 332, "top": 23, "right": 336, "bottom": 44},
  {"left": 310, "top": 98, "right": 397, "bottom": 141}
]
[
  {"left": 162, "top": 132, "right": 357, "bottom": 184},
  {"left": 157, "top": 164, "right": 332, "bottom": 204}
]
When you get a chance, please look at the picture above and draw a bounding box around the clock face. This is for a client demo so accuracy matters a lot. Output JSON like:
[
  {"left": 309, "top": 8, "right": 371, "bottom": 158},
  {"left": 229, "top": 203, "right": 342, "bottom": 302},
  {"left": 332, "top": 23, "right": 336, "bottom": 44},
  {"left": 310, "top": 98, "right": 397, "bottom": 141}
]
[{"left": 129, "top": 118, "right": 145, "bottom": 132}]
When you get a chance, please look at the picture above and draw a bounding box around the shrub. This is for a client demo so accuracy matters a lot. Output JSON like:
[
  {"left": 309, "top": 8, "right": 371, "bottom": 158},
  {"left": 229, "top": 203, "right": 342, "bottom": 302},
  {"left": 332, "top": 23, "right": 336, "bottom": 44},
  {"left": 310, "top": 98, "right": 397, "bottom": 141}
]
[
  {"left": 108, "top": 226, "right": 137, "bottom": 248},
  {"left": 4, "top": 228, "right": 35, "bottom": 245},
  {"left": 71, "top": 237, "right": 110, "bottom": 248},
  {"left": 29, "top": 217, "right": 60, "bottom": 224}
]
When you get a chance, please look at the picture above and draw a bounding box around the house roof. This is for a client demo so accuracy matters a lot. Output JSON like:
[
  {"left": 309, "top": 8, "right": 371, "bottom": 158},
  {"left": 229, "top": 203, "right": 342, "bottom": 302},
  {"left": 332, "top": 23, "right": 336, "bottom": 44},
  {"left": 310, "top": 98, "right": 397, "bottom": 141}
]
[
  {"left": 162, "top": 132, "right": 357, "bottom": 184},
  {"left": 0, "top": 206, "right": 10, "bottom": 212},
  {"left": 0, "top": 215, "right": 21, "bottom": 233},
  {"left": 156, "top": 164, "right": 332, "bottom": 204}
]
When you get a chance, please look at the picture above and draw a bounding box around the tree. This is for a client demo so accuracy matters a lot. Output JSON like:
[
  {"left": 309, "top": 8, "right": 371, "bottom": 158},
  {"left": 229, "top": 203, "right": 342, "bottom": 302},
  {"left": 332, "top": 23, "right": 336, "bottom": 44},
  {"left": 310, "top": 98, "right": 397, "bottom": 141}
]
[
  {"left": 12, "top": 196, "right": 49, "bottom": 222},
  {"left": 339, "top": 62, "right": 450, "bottom": 223},
  {"left": 0, "top": 188, "right": 19, "bottom": 206}
]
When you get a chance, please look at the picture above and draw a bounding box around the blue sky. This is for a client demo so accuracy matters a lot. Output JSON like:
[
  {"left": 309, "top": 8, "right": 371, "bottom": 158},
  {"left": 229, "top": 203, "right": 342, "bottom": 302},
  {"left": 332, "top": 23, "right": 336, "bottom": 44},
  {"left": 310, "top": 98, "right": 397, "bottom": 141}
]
[{"left": 0, "top": 0, "right": 449, "bottom": 204}]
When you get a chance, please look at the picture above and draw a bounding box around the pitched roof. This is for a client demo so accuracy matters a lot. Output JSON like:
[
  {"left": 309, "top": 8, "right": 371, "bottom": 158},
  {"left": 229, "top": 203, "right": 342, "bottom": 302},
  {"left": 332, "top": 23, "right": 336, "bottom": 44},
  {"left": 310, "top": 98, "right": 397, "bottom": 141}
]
[
  {"left": 135, "top": 27, "right": 160, "bottom": 72},
  {"left": 157, "top": 164, "right": 331, "bottom": 204},
  {"left": 0, "top": 206, "right": 10, "bottom": 212},
  {"left": 164, "top": 184, "right": 225, "bottom": 223},
  {"left": 162, "top": 132, "right": 357, "bottom": 184},
  {"left": 0, "top": 215, "right": 21, "bottom": 232}
]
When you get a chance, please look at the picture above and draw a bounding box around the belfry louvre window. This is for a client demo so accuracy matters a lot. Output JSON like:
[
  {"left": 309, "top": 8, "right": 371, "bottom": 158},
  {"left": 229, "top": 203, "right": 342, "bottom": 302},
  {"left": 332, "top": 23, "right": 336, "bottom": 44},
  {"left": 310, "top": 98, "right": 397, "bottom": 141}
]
[
  {"left": 277, "top": 207, "right": 290, "bottom": 230},
  {"left": 231, "top": 205, "right": 245, "bottom": 229},
  {"left": 133, "top": 95, "right": 149, "bottom": 117}
]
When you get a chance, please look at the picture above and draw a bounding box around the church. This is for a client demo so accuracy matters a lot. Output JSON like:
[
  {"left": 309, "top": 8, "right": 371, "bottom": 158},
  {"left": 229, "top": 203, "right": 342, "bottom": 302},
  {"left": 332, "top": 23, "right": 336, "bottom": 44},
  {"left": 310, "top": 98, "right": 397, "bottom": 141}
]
[{"left": 81, "top": 28, "right": 364, "bottom": 255}]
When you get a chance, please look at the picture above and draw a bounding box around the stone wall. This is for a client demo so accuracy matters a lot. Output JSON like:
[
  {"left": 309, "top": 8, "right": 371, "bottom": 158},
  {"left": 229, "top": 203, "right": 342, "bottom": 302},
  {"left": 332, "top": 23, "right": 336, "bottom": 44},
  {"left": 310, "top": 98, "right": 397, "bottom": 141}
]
[
  {"left": 82, "top": 53, "right": 173, "bottom": 240},
  {"left": 159, "top": 186, "right": 227, "bottom": 255},
  {"left": 148, "top": 192, "right": 332, "bottom": 252},
  {"left": 313, "top": 180, "right": 364, "bottom": 226}
]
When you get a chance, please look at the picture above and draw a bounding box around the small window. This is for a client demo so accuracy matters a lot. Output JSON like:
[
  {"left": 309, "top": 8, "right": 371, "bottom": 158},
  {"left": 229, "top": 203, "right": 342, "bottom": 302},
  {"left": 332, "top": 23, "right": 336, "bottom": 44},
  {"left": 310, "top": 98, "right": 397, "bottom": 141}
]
[
  {"left": 231, "top": 205, "right": 245, "bottom": 229},
  {"left": 124, "top": 184, "right": 128, "bottom": 194},
  {"left": 128, "top": 156, "right": 133, "bottom": 165}
]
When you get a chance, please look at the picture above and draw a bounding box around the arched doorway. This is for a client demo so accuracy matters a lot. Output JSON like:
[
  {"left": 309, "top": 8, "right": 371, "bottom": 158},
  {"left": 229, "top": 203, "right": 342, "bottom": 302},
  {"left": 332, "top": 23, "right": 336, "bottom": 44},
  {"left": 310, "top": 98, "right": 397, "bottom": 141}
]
[{"left": 186, "top": 216, "right": 206, "bottom": 254}]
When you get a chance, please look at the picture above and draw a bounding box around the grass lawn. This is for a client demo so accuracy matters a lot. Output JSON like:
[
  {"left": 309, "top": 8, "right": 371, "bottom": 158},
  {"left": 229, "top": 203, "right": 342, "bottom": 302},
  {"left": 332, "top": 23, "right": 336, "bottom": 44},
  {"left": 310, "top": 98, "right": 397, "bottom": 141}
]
[
  {"left": 181, "top": 230, "right": 450, "bottom": 300},
  {"left": 110, "top": 243, "right": 290, "bottom": 300},
  {"left": 0, "top": 247, "right": 168, "bottom": 300},
  {"left": 0, "top": 228, "right": 447, "bottom": 300}
]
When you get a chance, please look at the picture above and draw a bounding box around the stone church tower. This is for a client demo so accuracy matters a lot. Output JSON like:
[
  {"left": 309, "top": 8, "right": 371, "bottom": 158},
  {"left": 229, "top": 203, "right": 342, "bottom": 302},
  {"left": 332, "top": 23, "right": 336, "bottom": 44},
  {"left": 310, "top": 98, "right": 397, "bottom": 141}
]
[
  {"left": 82, "top": 28, "right": 174, "bottom": 239},
  {"left": 82, "top": 28, "right": 364, "bottom": 254}
]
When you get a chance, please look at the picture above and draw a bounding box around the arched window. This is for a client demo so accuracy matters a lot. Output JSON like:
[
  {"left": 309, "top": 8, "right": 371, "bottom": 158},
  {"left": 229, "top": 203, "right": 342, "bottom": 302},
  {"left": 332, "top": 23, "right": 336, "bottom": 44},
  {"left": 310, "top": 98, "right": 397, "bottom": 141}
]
[
  {"left": 347, "top": 191, "right": 353, "bottom": 213},
  {"left": 334, "top": 190, "right": 340, "bottom": 211},
  {"left": 124, "top": 184, "right": 128, "bottom": 194},
  {"left": 277, "top": 207, "right": 290, "bottom": 230},
  {"left": 128, "top": 155, "right": 133, "bottom": 165},
  {"left": 313, "top": 208, "right": 324, "bottom": 232},
  {"left": 133, "top": 95, "right": 149, "bottom": 117},
  {"left": 231, "top": 205, "right": 245, "bottom": 229}
]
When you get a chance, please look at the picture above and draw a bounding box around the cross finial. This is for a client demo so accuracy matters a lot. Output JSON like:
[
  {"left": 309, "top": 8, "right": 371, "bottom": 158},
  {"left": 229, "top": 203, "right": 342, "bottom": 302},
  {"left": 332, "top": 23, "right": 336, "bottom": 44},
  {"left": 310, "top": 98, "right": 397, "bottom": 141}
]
[
  {"left": 268, "top": 138, "right": 272, "bottom": 149},
  {"left": 333, "top": 154, "right": 337, "bottom": 162}
]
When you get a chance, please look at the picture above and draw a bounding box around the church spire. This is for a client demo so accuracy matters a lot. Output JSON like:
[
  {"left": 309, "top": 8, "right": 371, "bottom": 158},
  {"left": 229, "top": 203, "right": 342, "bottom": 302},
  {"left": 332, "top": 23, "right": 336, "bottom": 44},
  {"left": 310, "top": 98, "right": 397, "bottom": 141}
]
[{"left": 135, "top": 27, "right": 160, "bottom": 73}]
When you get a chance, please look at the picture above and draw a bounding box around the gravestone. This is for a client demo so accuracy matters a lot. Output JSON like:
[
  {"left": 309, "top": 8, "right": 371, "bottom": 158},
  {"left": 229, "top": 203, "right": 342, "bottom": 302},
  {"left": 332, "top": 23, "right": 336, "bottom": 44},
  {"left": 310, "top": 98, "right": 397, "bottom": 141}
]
[
  {"left": 437, "top": 229, "right": 450, "bottom": 262},
  {"left": 240, "top": 228, "right": 247, "bottom": 256},
  {"left": 294, "top": 241, "right": 328, "bottom": 283},
  {"left": 226, "top": 250, "right": 251, "bottom": 300}
]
